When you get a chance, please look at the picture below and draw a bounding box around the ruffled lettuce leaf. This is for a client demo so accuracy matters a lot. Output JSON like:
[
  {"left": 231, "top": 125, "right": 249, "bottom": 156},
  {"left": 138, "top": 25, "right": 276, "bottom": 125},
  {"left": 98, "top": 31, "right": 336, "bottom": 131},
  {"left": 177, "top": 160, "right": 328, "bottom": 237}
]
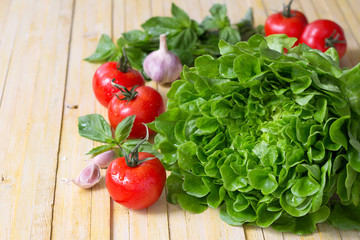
[{"left": 152, "top": 34, "right": 360, "bottom": 234}]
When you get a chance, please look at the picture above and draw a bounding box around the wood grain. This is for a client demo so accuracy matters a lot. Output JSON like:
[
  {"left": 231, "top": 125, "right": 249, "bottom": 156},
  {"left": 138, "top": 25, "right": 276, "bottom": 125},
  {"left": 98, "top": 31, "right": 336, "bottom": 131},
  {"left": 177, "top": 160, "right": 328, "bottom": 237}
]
[
  {"left": 51, "top": 0, "right": 111, "bottom": 239},
  {"left": 1, "top": 0, "right": 360, "bottom": 239}
]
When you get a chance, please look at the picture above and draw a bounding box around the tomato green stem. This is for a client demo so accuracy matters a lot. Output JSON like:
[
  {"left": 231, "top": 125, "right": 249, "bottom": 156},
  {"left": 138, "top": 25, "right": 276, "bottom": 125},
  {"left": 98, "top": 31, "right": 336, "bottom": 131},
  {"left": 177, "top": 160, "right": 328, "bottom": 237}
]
[
  {"left": 118, "top": 124, "right": 155, "bottom": 168},
  {"left": 282, "top": 0, "right": 294, "bottom": 18},
  {"left": 111, "top": 79, "right": 138, "bottom": 103},
  {"left": 325, "top": 30, "right": 346, "bottom": 48},
  {"left": 116, "top": 47, "right": 132, "bottom": 73}
]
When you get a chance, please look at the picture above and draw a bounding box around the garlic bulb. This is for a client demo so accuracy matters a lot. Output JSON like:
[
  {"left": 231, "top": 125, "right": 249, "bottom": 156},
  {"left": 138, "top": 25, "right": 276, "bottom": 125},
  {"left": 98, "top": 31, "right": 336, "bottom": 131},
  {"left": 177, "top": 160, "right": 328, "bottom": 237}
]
[
  {"left": 143, "top": 34, "right": 183, "bottom": 84},
  {"left": 65, "top": 163, "right": 101, "bottom": 189},
  {"left": 91, "top": 150, "right": 116, "bottom": 168}
]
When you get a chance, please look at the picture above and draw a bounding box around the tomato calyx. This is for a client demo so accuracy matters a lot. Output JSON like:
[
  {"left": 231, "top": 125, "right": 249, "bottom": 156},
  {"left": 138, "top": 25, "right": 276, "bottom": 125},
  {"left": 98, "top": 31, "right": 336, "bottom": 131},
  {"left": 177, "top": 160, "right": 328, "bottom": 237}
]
[
  {"left": 282, "top": 0, "right": 294, "bottom": 18},
  {"left": 117, "top": 125, "right": 155, "bottom": 167},
  {"left": 325, "top": 30, "right": 346, "bottom": 48},
  {"left": 117, "top": 47, "right": 132, "bottom": 73},
  {"left": 111, "top": 79, "right": 138, "bottom": 103}
]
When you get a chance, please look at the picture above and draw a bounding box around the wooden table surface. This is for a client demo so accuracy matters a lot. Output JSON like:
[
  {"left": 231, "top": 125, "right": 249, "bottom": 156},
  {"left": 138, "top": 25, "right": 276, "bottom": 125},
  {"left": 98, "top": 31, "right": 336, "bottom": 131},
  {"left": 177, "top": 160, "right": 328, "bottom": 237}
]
[{"left": 1, "top": 0, "right": 360, "bottom": 239}]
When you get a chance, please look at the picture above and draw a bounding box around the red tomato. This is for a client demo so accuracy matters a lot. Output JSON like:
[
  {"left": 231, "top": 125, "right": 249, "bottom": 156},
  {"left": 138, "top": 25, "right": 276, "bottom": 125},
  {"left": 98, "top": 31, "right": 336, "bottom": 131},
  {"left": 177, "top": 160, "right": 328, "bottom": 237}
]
[
  {"left": 92, "top": 61, "right": 145, "bottom": 108},
  {"left": 299, "top": 19, "right": 347, "bottom": 59},
  {"left": 106, "top": 152, "right": 166, "bottom": 209},
  {"left": 108, "top": 85, "right": 165, "bottom": 138},
  {"left": 265, "top": 0, "right": 308, "bottom": 45}
]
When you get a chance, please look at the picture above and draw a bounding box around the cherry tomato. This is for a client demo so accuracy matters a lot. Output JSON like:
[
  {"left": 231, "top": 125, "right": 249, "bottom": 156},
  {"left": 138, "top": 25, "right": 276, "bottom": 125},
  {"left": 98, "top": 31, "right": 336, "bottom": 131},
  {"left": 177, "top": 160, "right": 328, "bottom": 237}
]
[
  {"left": 299, "top": 19, "right": 347, "bottom": 59},
  {"left": 265, "top": 0, "right": 308, "bottom": 45},
  {"left": 106, "top": 152, "right": 166, "bottom": 210},
  {"left": 92, "top": 52, "right": 145, "bottom": 108},
  {"left": 108, "top": 85, "right": 165, "bottom": 138}
]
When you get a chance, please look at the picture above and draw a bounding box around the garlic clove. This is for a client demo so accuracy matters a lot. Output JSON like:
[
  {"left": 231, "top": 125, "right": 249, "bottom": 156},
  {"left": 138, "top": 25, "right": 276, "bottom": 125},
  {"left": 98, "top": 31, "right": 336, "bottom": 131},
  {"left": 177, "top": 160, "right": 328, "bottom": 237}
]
[
  {"left": 71, "top": 162, "right": 101, "bottom": 189},
  {"left": 91, "top": 150, "right": 116, "bottom": 168},
  {"left": 143, "top": 34, "right": 183, "bottom": 84}
]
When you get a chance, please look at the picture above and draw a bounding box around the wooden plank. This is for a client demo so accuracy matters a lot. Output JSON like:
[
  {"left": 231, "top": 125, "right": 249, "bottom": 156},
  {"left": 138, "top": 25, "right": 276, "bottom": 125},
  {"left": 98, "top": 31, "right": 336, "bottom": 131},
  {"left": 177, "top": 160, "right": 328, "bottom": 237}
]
[
  {"left": 0, "top": 0, "right": 74, "bottom": 239},
  {"left": 0, "top": 0, "right": 23, "bottom": 104},
  {"left": 110, "top": 0, "right": 131, "bottom": 239},
  {"left": 0, "top": 0, "right": 12, "bottom": 102},
  {"left": 89, "top": 0, "right": 113, "bottom": 239},
  {"left": 339, "top": 229, "right": 360, "bottom": 240},
  {"left": 51, "top": 0, "right": 112, "bottom": 239}
]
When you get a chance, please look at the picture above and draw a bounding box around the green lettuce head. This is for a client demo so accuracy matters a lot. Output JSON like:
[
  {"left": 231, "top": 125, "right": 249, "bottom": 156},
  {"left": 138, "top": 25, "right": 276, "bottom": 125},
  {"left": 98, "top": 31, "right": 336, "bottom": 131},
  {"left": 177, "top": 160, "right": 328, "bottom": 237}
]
[{"left": 149, "top": 34, "right": 360, "bottom": 235}]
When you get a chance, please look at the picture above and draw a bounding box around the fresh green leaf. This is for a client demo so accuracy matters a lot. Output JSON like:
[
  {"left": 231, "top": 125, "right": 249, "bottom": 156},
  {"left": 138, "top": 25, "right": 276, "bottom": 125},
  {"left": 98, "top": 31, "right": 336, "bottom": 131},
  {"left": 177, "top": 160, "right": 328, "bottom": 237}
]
[
  {"left": 114, "top": 115, "right": 135, "bottom": 143},
  {"left": 151, "top": 33, "right": 360, "bottom": 235},
  {"left": 182, "top": 172, "right": 210, "bottom": 197},
  {"left": 248, "top": 168, "right": 278, "bottom": 195},
  {"left": 171, "top": 3, "right": 191, "bottom": 27},
  {"left": 78, "top": 114, "right": 113, "bottom": 143},
  {"left": 84, "top": 34, "right": 117, "bottom": 63},
  {"left": 328, "top": 203, "right": 360, "bottom": 230},
  {"left": 86, "top": 144, "right": 117, "bottom": 155}
]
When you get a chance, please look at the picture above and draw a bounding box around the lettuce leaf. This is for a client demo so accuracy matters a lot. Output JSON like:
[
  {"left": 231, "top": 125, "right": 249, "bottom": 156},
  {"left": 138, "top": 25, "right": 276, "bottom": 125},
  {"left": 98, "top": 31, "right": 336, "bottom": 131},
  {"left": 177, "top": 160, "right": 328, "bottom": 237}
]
[{"left": 151, "top": 34, "right": 360, "bottom": 234}]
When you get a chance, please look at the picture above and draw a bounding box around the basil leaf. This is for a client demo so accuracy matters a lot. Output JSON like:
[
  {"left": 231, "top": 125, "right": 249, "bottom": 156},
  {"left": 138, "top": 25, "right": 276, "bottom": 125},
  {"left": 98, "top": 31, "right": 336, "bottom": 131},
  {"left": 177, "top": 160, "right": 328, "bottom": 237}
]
[
  {"left": 86, "top": 144, "right": 116, "bottom": 155},
  {"left": 201, "top": 4, "right": 228, "bottom": 30},
  {"left": 78, "top": 114, "right": 113, "bottom": 143},
  {"left": 122, "top": 30, "right": 149, "bottom": 43},
  {"left": 219, "top": 26, "right": 241, "bottom": 45},
  {"left": 141, "top": 17, "right": 180, "bottom": 37},
  {"left": 84, "top": 34, "right": 117, "bottom": 63},
  {"left": 168, "top": 28, "right": 198, "bottom": 50},
  {"left": 171, "top": 3, "right": 191, "bottom": 27},
  {"left": 115, "top": 115, "right": 135, "bottom": 143}
]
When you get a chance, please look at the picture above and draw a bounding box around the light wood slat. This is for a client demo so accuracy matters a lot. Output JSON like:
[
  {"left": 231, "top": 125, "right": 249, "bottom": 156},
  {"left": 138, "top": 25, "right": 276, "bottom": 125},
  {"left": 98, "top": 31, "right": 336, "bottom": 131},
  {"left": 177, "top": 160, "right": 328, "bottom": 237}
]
[
  {"left": 0, "top": 0, "right": 74, "bottom": 239},
  {"left": 89, "top": 0, "right": 113, "bottom": 238},
  {"left": 0, "top": 0, "right": 12, "bottom": 103},
  {"left": 342, "top": 0, "right": 360, "bottom": 46},
  {"left": 339, "top": 229, "right": 360, "bottom": 240},
  {"left": 110, "top": 1, "right": 131, "bottom": 238},
  {"left": 51, "top": 0, "right": 112, "bottom": 239},
  {"left": 248, "top": 0, "right": 267, "bottom": 28},
  {"left": 244, "top": 225, "right": 265, "bottom": 240},
  {"left": 0, "top": 0, "right": 10, "bottom": 26},
  {"left": 0, "top": 0, "right": 359, "bottom": 239},
  {"left": 0, "top": 0, "right": 23, "bottom": 104},
  {"left": 0, "top": 1, "right": 38, "bottom": 238}
]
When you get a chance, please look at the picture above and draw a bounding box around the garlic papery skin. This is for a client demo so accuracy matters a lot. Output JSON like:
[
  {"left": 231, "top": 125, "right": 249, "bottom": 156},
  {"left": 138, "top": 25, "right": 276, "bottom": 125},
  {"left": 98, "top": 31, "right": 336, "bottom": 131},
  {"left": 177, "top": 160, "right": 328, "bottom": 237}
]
[
  {"left": 71, "top": 163, "right": 101, "bottom": 189},
  {"left": 143, "top": 34, "right": 183, "bottom": 84},
  {"left": 91, "top": 150, "right": 116, "bottom": 168}
]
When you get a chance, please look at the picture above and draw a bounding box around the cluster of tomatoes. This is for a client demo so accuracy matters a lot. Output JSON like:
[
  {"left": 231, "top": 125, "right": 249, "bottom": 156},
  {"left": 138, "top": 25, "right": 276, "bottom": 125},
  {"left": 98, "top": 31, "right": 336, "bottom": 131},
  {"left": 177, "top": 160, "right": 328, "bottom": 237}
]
[
  {"left": 264, "top": 0, "right": 347, "bottom": 59},
  {"left": 92, "top": 52, "right": 166, "bottom": 209}
]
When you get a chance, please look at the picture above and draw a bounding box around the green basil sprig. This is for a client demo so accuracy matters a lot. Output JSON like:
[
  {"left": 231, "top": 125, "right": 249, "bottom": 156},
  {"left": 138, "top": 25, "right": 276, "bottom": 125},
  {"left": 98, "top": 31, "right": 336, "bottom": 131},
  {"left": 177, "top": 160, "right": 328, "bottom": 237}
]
[
  {"left": 150, "top": 34, "right": 360, "bottom": 235},
  {"left": 84, "top": 4, "right": 262, "bottom": 76},
  {"left": 78, "top": 114, "right": 161, "bottom": 159}
]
